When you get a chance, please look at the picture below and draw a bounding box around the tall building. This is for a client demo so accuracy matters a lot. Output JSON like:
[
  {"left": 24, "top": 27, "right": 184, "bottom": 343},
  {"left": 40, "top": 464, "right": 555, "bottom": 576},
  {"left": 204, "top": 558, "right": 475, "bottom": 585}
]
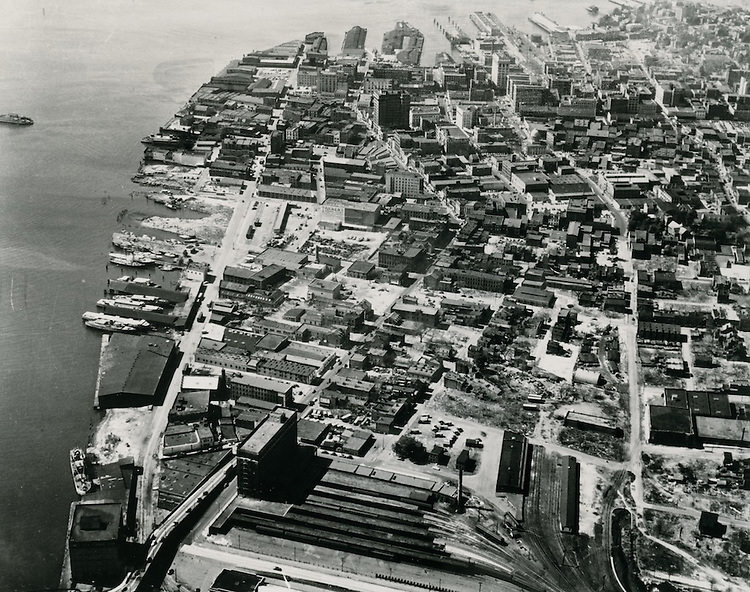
[
  {"left": 373, "top": 90, "right": 411, "bottom": 130},
  {"left": 386, "top": 170, "right": 424, "bottom": 197},
  {"left": 491, "top": 53, "right": 513, "bottom": 94},
  {"left": 237, "top": 408, "right": 298, "bottom": 499},
  {"left": 342, "top": 25, "right": 367, "bottom": 57},
  {"left": 68, "top": 502, "right": 125, "bottom": 586}
]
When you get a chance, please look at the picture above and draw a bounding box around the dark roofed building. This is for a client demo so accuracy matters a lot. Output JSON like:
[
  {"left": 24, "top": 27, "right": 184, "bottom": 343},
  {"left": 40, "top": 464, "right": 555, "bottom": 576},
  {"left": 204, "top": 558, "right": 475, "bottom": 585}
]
[
  {"left": 560, "top": 456, "right": 579, "bottom": 534},
  {"left": 649, "top": 405, "right": 693, "bottom": 446},
  {"left": 210, "top": 569, "right": 264, "bottom": 592},
  {"left": 68, "top": 502, "right": 124, "bottom": 586},
  {"left": 496, "top": 431, "right": 530, "bottom": 494},
  {"left": 97, "top": 334, "right": 177, "bottom": 409}
]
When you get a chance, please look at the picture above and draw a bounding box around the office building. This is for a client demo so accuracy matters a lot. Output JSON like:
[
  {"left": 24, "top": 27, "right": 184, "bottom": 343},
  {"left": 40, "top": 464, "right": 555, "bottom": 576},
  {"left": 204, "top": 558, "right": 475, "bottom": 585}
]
[
  {"left": 237, "top": 408, "right": 298, "bottom": 499},
  {"left": 374, "top": 90, "right": 411, "bottom": 130}
]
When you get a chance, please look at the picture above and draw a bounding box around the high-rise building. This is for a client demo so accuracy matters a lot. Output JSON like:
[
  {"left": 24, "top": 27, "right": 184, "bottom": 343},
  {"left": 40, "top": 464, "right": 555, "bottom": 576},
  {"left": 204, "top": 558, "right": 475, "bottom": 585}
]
[
  {"left": 373, "top": 90, "right": 411, "bottom": 130},
  {"left": 237, "top": 408, "right": 298, "bottom": 500},
  {"left": 491, "top": 53, "right": 513, "bottom": 94}
]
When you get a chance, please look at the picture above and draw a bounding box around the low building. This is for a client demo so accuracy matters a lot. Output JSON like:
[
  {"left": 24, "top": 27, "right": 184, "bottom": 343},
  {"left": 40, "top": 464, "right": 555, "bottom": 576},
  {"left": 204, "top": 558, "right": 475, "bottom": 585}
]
[
  {"left": 649, "top": 405, "right": 694, "bottom": 447},
  {"left": 496, "top": 431, "right": 530, "bottom": 494},
  {"left": 559, "top": 456, "right": 579, "bottom": 534},
  {"left": 308, "top": 278, "right": 343, "bottom": 300},
  {"left": 229, "top": 373, "right": 295, "bottom": 407},
  {"left": 695, "top": 416, "right": 750, "bottom": 447},
  {"left": 347, "top": 260, "right": 377, "bottom": 280},
  {"left": 97, "top": 334, "right": 177, "bottom": 409},
  {"left": 564, "top": 410, "right": 622, "bottom": 437}
]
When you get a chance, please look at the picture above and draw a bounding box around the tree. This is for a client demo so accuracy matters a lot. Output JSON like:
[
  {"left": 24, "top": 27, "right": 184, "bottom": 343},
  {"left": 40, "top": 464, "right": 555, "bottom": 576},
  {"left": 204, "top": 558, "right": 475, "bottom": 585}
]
[{"left": 393, "top": 435, "right": 427, "bottom": 463}]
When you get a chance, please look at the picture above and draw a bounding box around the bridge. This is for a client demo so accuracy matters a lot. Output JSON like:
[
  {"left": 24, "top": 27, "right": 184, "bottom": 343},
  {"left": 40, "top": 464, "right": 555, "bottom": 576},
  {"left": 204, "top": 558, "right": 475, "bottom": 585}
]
[{"left": 108, "top": 456, "right": 237, "bottom": 592}]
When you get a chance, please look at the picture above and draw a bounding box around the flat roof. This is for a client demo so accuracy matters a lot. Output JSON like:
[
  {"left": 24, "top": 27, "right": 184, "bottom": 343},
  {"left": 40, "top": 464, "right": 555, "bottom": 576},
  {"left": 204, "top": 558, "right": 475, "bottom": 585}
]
[
  {"left": 99, "top": 334, "right": 174, "bottom": 399},
  {"left": 239, "top": 408, "right": 296, "bottom": 457},
  {"left": 182, "top": 375, "right": 221, "bottom": 391},
  {"left": 695, "top": 417, "right": 750, "bottom": 444},
  {"left": 649, "top": 405, "right": 693, "bottom": 434},
  {"left": 70, "top": 502, "right": 121, "bottom": 543},
  {"left": 231, "top": 372, "right": 294, "bottom": 393}
]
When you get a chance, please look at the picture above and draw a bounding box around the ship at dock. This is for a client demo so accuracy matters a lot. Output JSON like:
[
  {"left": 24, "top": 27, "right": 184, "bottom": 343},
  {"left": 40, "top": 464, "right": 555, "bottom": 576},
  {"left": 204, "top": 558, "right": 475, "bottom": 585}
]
[
  {"left": 381, "top": 21, "right": 424, "bottom": 66},
  {"left": 82, "top": 311, "right": 151, "bottom": 333},
  {"left": 96, "top": 297, "right": 163, "bottom": 312},
  {"left": 0, "top": 113, "right": 34, "bottom": 126},
  {"left": 69, "top": 448, "right": 92, "bottom": 496},
  {"left": 141, "top": 133, "right": 180, "bottom": 147},
  {"left": 109, "top": 252, "right": 156, "bottom": 267}
]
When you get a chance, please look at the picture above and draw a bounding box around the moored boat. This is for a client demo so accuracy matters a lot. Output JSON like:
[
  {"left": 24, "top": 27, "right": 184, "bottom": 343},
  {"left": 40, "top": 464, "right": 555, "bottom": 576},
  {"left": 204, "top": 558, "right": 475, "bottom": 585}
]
[{"left": 70, "top": 448, "right": 92, "bottom": 496}]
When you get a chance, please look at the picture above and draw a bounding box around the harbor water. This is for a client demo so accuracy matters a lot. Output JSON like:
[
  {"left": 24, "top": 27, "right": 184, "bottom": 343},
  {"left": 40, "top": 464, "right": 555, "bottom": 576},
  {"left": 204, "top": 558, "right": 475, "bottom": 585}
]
[{"left": 0, "top": 0, "right": 684, "bottom": 589}]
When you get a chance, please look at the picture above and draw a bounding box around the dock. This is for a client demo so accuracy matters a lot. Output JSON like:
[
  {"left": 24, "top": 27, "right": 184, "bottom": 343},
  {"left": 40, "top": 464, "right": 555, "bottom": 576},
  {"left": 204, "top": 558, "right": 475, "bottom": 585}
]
[
  {"left": 528, "top": 12, "right": 567, "bottom": 35},
  {"left": 609, "top": 0, "right": 643, "bottom": 7},
  {"left": 93, "top": 334, "right": 110, "bottom": 410}
]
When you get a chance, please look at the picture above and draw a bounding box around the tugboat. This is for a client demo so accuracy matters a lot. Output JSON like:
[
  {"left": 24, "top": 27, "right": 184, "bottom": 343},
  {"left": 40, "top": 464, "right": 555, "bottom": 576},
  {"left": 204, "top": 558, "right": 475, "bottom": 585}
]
[
  {"left": 69, "top": 448, "right": 92, "bottom": 496},
  {"left": 587, "top": 5, "right": 600, "bottom": 14},
  {"left": 0, "top": 113, "right": 34, "bottom": 126}
]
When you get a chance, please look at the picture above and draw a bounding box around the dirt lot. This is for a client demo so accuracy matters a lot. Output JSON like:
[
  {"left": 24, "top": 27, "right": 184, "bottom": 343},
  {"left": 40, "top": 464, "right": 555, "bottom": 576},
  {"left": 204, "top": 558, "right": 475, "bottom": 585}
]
[
  {"left": 431, "top": 368, "right": 556, "bottom": 435},
  {"left": 89, "top": 407, "right": 153, "bottom": 464},
  {"left": 539, "top": 383, "right": 629, "bottom": 461},
  {"left": 141, "top": 199, "right": 232, "bottom": 246},
  {"left": 642, "top": 453, "right": 750, "bottom": 522}
]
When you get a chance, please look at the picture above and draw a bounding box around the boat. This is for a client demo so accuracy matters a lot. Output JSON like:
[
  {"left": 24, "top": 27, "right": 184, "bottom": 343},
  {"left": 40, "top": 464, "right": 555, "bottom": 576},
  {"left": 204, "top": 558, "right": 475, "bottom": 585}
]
[
  {"left": 70, "top": 448, "right": 92, "bottom": 496},
  {"left": 109, "top": 252, "right": 156, "bottom": 267},
  {"left": 85, "top": 318, "right": 137, "bottom": 332},
  {"left": 82, "top": 311, "right": 151, "bottom": 331},
  {"left": 97, "top": 297, "right": 162, "bottom": 312},
  {"left": 110, "top": 252, "right": 146, "bottom": 267},
  {"left": 587, "top": 5, "right": 600, "bottom": 14},
  {"left": 141, "top": 133, "right": 180, "bottom": 147},
  {"left": 0, "top": 113, "right": 34, "bottom": 126}
]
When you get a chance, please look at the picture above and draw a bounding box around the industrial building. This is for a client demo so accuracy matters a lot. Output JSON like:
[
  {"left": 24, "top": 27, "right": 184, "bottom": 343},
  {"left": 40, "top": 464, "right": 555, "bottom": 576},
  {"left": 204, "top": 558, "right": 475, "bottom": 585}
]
[
  {"left": 68, "top": 502, "right": 124, "bottom": 586},
  {"left": 559, "top": 456, "right": 579, "bottom": 534},
  {"left": 229, "top": 373, "right": 294, "bottom": 407},
  {"left": 496, "top": 431, "right": 530, "bottom": 494},
  {"left": 96, "top": 334, "right": 177, "bottom": 409}
]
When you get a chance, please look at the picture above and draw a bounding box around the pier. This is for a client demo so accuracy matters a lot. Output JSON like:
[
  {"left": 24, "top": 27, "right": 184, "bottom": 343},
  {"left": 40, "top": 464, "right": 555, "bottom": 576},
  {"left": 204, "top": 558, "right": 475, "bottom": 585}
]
[{"left": 528, "top": 12, "right": 567, "bottom": 35}]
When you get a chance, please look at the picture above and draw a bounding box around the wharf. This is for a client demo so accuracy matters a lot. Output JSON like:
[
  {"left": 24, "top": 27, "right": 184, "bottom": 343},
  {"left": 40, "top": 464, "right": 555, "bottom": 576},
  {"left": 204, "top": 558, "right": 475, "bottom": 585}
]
[
  {"left": 609, "top": 0, "right": 643, "bottom": 7},
  {"left": 93, "top": 334, "right": 110, "bottom": 409},
  {"left": 106, "top": 279, "right": 189, "bottom": 303},
  {"left": 528, "top": 12, "right": 566, "bottom": 35}
]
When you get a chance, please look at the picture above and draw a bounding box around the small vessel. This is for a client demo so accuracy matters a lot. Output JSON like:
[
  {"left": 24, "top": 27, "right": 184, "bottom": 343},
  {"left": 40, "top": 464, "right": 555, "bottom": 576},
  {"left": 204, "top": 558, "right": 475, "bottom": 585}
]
[
  {"left": 0, "top": 113, "right": 34, "bottom": 126},
  {"left": 141, "top": 133, "right": 180, "bottom": 147},
  {"left": 587, "top": 5, "right": 600, "bottom": 14},
  {"left": 70, "top": 448, "right": 92, "bottom": 496}
]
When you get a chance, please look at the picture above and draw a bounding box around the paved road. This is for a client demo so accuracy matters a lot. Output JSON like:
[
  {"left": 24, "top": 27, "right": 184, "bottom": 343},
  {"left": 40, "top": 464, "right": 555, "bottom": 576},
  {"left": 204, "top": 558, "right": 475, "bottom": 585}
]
[{"left": 138, "top": 179, "right": 258, "bottom": 539}]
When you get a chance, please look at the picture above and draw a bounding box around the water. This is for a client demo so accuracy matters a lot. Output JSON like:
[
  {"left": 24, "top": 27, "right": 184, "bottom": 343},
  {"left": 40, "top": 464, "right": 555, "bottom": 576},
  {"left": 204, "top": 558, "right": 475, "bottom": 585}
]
[{"left": 0, "top": 0, "right": 619, "bottom": 589}]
